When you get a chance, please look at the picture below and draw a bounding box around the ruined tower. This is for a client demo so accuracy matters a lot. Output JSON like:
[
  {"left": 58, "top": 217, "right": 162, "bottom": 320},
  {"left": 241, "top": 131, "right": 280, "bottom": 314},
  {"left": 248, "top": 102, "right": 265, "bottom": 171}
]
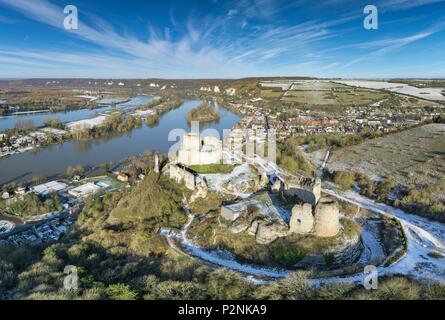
[
  {"left": 313, "top": 197, "right": 340, "bottom": 238},
  {"left": 289, "top": 203, "right": 314, "bottom": 234},
  {"left": 154, "top": 154, "right": 160, "bottom": 174},
  {"left": 289, "top": 196, "right": 340, "bottom": 238}
]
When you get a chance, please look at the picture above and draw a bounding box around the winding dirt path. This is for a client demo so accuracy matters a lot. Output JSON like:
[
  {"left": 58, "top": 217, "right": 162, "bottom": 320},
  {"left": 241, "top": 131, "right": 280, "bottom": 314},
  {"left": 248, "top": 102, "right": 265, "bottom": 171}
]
[{"left": 161, "top": 154, "right": 445, "bottom": 285}]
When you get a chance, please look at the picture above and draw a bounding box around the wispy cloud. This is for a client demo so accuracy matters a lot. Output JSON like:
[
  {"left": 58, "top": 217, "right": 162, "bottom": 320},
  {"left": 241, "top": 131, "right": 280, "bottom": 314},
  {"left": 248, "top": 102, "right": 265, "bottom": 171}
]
[
  {"left": 0, "top": 0, "right": 353, "bottom": 77},
  {"left": 0, "top": 0, "right": 444, "bottom": 78},
  {"left": 379, "top": 0, "right": 445, "bottom": 11},
  {"left": 337, "top": 31, "right": 439, "bottom": 70}
]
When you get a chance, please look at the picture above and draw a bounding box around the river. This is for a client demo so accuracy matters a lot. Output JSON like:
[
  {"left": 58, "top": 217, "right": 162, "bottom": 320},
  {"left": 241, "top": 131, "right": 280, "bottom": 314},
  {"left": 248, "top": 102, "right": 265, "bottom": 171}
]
[
  {"left": 0, "top": 99, "right": 241, "bottom": 185},
  {"left": 0, "top": 96, "right": 154, "bottom": 132}
]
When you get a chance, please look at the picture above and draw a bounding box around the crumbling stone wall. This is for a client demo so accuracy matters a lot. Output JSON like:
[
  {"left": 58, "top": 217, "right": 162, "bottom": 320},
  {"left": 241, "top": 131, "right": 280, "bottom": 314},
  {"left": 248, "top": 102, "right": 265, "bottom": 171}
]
[
  {"left": 289, "top": 203, "right": 314, "bottom": 234},
  {"left": 284, "top": 187, "right": 317, "bottom": 206},
  {"left": 167, "top": 164, "right": 196, "bottom": 190},
  {"left": 255, "top": 221, "right": 288, "bottom": 245},
  {"left": 283, "top": 177, "right": 321, "bottom": 207},
  {"left": 313, "top": 178, "right": 321, "bottom": 205}
]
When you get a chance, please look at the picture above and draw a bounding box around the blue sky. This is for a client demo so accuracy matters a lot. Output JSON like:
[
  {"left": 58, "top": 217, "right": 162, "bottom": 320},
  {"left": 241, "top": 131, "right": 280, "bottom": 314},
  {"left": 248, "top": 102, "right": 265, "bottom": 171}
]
[{"left": 0, "top": 0, "right": 444, "bottom": 78}]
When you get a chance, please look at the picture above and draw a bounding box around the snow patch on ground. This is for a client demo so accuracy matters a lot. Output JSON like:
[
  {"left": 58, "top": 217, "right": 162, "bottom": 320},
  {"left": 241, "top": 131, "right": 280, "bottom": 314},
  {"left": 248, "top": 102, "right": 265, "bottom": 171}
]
[
  {"left": 323, "top": 183, "right": 445, "bottom": 284},
  {"left": 67, "top": 115, "right": 108, "bottom": 130},
  {"left": 358, "top": 221, "right": 385, "bottom": 265},
  {"left": 178, "top": 214, "right": 289, "bottom": 278},
  {"left": 334, "top": 80, "right": 445, "bottom": 101},
  {"left": 202, "top": 163, "right": 256, "bottom": 199}
]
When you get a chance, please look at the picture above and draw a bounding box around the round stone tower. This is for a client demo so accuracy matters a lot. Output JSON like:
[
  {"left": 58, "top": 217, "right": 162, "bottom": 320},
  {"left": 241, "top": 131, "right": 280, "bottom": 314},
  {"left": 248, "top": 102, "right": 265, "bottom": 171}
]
[{"left": 314, "top": 197, "right": 340, "bottom": 238}]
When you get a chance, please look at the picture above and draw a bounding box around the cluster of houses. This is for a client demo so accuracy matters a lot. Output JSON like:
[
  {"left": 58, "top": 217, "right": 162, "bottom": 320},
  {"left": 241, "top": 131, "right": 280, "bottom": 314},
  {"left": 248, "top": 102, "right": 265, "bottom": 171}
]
[
  {"left": 200, "top": 86, "right": 220, "bottom": 93},
  {"left": 2, "top": 173, "right": 128, "bottom": 205},
  {"left": 149, "top": 83, "right": 172, "bottom": 90},
  {"left": 0, "top": 132, "right": 43, "bottom": 157},
  {"left": 225, "top": 97, "right": 443, "bottom": 141},
  {"left": 0, "top": 128, "right": 67, "bottom": 158},
  {"left": 199, "top": 85, "right": 237, "bottom": 96}
]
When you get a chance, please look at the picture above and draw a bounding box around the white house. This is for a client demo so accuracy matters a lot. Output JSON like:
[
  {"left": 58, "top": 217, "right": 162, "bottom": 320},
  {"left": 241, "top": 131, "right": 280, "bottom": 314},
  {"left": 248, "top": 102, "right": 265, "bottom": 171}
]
[{"left": 225, "top": 88, "right": 236, "bottom": 96}]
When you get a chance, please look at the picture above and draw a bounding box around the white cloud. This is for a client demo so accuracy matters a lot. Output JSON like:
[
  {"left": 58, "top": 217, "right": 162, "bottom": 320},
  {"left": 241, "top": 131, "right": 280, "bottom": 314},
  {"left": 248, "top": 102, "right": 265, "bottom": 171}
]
[
  {"left": 0, "top": 0, "right": 352, "bottom": 78},
  {"left": 0, "top": 0, "right": 443, "bottom": 78}
]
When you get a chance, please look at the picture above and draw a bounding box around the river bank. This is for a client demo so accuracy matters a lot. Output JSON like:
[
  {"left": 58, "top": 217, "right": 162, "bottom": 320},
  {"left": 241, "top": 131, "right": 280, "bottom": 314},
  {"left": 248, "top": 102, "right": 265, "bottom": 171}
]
[
  {"left": 0, "top": 96, "right": 156, "bottom": 160},
  {"left": 0, "top": 96, "right": 153, "bottom": 132},
  {"left": 0, "top": 99, "right": 241, "bottom": 185}
]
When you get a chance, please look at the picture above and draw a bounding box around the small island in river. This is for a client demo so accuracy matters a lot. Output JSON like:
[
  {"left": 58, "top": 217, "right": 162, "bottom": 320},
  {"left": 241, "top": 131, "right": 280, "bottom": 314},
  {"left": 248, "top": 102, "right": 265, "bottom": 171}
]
[{"left": 186, "top": 103, "right": 220, "bottom": 123}]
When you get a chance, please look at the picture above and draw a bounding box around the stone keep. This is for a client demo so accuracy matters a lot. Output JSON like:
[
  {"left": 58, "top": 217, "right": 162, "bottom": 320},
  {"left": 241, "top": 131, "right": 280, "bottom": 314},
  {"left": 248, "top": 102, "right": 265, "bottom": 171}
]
[
  {"left": 289, "top": 203, "right": 314, "bottom": 234},
  {"left": 177, "top": 133, "right": 222, "bottom": 165},
  {"left": 314, "top": 198, "right": 340, "bottom": 238},
  {"left": 178, "top": 133, "right": 201, "bottom": 165}
]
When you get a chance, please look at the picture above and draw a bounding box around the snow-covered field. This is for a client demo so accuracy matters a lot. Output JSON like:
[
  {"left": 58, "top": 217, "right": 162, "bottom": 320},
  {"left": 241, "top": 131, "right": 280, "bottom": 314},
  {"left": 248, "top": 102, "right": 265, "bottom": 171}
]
[
  {"left": 66, "top": 115, "right": 108, "bottom": 131},
  {"left": 334, "top": 80, "right": 445, "bottom": 102},
  {"left": 259, "top": 81, "right": 294, "bottom": 91},
  {"left": 133, "top": 109, "right": 156, "bottom": 117}
]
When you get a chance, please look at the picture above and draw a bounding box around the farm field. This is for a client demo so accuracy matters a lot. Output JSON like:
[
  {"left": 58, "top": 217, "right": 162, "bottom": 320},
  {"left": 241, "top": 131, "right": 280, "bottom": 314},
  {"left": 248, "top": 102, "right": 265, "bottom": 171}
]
[
  {"left": 259, "top": 79, "right": 443, "bottom": 109},
  {"left": 260, "top": 89, "right": 283, "bottom": 99},
  {"left": 280, "top": 80, "right": 388, "bottom": 106},
  {"left": 289, "top": 80, "right": 348, "bottom": 91},
  {"left": 327, "top": 123, "right": 445, "bottom": 187},
  {"left": 282, "top": 88, "right": 388, "bottom": 105},
  {"left": 333, "top": 80, "right": 445, "bottom": 102}
]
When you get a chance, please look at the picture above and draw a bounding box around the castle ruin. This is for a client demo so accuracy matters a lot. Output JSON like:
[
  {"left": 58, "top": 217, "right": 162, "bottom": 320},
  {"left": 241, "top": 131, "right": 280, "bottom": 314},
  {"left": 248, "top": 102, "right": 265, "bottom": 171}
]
[
  {"left": 289, "top": 196, "right": 340, "bottom": 238},
  {"left": 284, "top": 177, "right": 321, "bottom": 206},
  {"left": 281, "top": 176, "right": 339, "bottom": 238},
  {"left": 177, "top": 133, "right": 222, "bottom": 166}
]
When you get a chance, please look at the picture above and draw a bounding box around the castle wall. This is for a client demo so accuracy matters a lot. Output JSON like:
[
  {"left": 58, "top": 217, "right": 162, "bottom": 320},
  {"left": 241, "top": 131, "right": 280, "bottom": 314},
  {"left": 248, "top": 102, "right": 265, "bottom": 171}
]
[
  {"left": 221, "top": 204, "right": 246, "bottom": 222},
  {"left": 284, "top": 188, "right": 317, "bottom": 206},
  {"left": 178, "top": 149, "right": 201, "bottom": 165},
  {"left": 168, "top": 164, "right": 196, "bottom": 190},
  {"left": 289, "top": 203, "right": 314, "bottom": 234},
  {"left": 283, "top": 177, "right": 321, "bottom": 207},
  {"left": 313, "top": 178, "right": 322, "bottom": 204}
]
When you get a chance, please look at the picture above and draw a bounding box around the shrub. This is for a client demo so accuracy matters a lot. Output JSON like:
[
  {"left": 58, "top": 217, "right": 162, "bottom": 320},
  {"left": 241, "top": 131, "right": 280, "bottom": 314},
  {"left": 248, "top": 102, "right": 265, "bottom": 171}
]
[
  {"left": 333, "top": 171, "right": 355, "bottom": 190},
  {"left": 105, "top": 284, "right": 138, "bottom": 300}
]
